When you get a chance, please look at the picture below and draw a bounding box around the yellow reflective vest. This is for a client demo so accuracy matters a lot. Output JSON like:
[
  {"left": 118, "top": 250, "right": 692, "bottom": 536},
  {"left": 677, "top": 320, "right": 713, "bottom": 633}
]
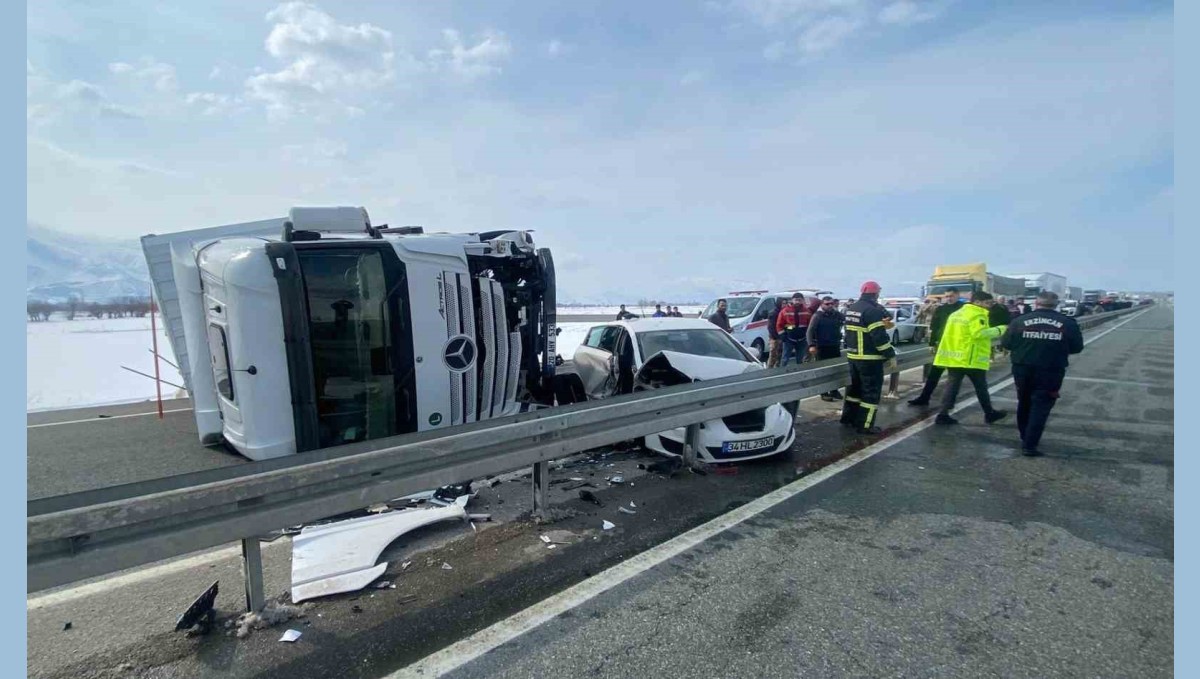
[{"left": 933, "top": 303, "right": 1004, "bottom": 370}]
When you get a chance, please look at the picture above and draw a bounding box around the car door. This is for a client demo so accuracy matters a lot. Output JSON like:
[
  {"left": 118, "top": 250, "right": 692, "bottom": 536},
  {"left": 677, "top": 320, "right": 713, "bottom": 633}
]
[{"left": 573, "top": 325, "right": 621, "bottom": 399}]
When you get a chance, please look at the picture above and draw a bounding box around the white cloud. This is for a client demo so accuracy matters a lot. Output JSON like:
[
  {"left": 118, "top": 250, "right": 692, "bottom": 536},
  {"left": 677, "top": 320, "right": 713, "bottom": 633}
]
[
  {"left": 680, "top": 70, "right": 706, "bottom": 86},
  {"left": 719, "top": 0, "right": 945, "bottom": 59},
  {"left": 108, "top": 57, "right": 178, "bottom": 92},
  {"left": 185, "top": 91, "right": 239, "bottom": 116},
  {"left": 428, "top": 29, "right": 512, "bottom": 79},
  {"left": 797, "top": 15, "right": 864, "bottom": 55},
  {"left": 877, "top": 0, "right": 942, "bottom": 26},
  {"left": 546, "top": 39, "right": 570, "bottom": 57},
  {"left": 246, "top": 2, "right": 396, "bottom": 117},
  {"left": 52, "top": 79, "right": 142, "bottom": 119}
]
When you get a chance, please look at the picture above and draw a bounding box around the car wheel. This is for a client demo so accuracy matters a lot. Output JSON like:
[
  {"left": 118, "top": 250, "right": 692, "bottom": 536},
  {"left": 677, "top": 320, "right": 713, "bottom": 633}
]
[
  {"left": 892, "top": 330, "right": 900, "bottom": 346},
  {"left": 751, "top": 338, "right": 766, "bottom": 361}
]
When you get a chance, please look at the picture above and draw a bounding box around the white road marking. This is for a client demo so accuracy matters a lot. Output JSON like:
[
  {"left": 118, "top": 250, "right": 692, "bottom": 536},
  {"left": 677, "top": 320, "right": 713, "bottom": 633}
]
[
  {"left": 28, "top": 407, "right": 193, "bottom": 429},
  {"left": 390, "top": 309, "right": 1150, "bottom": 678},
  {"left": 26, "top": 539, "right": 290, "bottom": 611}
]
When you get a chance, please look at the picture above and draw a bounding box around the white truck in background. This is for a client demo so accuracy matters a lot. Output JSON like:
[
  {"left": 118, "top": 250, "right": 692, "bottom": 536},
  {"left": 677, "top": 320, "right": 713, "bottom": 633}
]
[
  {"left": 142, "top": 207, "right": 558, "bottom": 460},
  {"left": 1007, "top": 272, "right": 1068, "bottom": 306}
]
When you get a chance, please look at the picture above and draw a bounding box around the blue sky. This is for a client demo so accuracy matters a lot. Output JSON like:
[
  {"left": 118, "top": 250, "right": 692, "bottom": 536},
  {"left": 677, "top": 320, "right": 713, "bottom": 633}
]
[{"left": 27, "top": 0, "right": 1172, "bottom": 301}]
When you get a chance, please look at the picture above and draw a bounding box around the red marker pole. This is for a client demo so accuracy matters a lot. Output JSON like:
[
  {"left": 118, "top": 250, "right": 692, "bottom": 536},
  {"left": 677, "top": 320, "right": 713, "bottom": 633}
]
[{"left": 150, "top": 289, "right": 164, "bottom": 420}]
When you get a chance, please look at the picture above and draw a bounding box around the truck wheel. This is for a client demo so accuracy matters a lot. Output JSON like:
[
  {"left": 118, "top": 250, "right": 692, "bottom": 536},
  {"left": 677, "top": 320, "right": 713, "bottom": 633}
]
[{"left": 751, "top": 339, "right": 766, "bottom": 361}]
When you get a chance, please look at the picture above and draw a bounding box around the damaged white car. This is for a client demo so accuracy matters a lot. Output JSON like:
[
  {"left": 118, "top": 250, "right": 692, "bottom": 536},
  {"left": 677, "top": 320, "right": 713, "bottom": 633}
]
[{"left": 567, "top": 318, "right": 797, "bottom": 462}]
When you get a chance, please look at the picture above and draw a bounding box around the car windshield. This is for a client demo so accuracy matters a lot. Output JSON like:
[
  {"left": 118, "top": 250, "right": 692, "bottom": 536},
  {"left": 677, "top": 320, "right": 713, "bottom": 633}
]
[
  {"left": 701, "top": 297, "right": 759, "bottom": 319},
  {"left": 636, "top": 329, "right": 751, "bottom": 363}
]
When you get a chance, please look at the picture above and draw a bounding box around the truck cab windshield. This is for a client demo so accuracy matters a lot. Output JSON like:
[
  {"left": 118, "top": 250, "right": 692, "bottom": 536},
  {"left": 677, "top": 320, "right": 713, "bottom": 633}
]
[{"left": 296, "top": 246, "right": 416, "bottom": 448}]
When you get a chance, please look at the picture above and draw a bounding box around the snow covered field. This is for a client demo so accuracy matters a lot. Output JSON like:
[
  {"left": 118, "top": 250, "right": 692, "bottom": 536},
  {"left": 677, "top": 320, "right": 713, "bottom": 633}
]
[{"left": 26, "top": 316, "right": 185, "bottom": 411}]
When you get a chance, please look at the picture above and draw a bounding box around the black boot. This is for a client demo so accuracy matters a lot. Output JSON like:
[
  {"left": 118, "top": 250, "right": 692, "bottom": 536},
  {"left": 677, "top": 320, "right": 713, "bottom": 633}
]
[
  {"left": 935, "top": 413, "right": 959, "bottom": 425},
  {"left": 985, "top": 410, "right": 1009, "bottom": 424}
]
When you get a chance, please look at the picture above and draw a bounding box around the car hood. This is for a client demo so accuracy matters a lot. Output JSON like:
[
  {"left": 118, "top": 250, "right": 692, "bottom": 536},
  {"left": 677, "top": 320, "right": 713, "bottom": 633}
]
[{"left": 635, "top": 350, "right": 761, "bottom": 388}]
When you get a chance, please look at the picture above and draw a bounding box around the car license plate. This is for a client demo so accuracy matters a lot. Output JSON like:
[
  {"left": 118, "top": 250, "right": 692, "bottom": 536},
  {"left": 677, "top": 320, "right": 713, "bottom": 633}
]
[{"left": 722, "top": 436, "right": 774, "bottom": 453}]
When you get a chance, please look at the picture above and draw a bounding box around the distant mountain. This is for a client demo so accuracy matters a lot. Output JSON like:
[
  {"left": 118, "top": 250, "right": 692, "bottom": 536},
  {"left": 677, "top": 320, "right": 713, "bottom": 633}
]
[{"left": 27, "top": 223, "right": 150, "bottom": 303}]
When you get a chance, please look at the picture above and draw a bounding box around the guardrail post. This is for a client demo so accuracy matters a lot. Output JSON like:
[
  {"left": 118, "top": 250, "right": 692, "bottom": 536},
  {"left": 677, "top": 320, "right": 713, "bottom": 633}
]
[
  {"left": 532, "top": 461, "right": 550, "bottom": 520},
  {"left": 683, "top": 423, "right": 701, "bottom": 470},
  {"left": 241, "top": 537, "right": 266, "bottom": 613}
]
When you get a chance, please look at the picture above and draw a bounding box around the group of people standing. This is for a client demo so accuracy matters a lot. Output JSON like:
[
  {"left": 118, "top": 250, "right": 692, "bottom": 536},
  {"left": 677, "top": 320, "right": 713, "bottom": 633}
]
[
  {"left": 907, "top": 286, "right": 1083, "bottom": 455},
  {"left": 764, "top": 293, "right": 847, "bottom": 400},
  {"left": 614, "top": 304, "right": 685, "bottom": 320}
]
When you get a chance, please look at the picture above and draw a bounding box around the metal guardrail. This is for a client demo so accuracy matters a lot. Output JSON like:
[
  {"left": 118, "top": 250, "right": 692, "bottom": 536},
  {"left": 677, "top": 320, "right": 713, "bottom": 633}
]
[{"left": 27, "top": 306, "right": 1143, "bottom": 600}]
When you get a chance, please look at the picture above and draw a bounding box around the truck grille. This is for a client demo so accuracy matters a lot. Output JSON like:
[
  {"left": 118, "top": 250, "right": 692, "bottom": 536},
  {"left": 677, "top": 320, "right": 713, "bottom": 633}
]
[
  {"left": 476, "top": 277, "right": 520, "bottom": 419},
  {"left": 722, "top": 408, "right": 767, "bottom": 433}
]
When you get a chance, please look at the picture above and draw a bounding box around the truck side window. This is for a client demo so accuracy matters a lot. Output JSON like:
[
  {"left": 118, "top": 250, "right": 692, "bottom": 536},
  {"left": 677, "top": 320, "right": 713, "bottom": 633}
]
[{"left": 207, "top": 324, "right": 234, "bottom": 401}]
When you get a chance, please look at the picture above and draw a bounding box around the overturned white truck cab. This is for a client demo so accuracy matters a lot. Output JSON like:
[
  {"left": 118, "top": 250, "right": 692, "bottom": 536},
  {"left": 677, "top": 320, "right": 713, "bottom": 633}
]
[{"left": 143, "top": 207, "right": 557, "bottom": 460}]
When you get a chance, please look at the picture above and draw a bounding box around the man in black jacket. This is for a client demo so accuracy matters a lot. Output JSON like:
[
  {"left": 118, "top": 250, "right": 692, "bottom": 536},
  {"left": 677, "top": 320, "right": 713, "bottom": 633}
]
[
  {"left": 908, "top": 288, "right": 964, "bottom": 406},
  {"left": 1001, "top": 291, "right": 1084, "bottom": 456},
  {"left": 709, "top": 299, "right": 733, "bottom": 332},
  {"left": 807, "top": 296, "right": 844, "bottom": 400},
  {"left": 615, "top": 304, "right": 638, "bottom": 321},
  {"left": 842, "top": 282, "right": 897, "bottom": 434}
]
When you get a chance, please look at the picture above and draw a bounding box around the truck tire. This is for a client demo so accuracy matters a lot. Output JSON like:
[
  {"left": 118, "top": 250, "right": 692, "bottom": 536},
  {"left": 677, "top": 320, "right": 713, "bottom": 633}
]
[
  {"left": 751, "top": 338, "right": 766, "bottom": 361},
  {"left": 554, "top": 374, "right": 587, "bottom": 406}
]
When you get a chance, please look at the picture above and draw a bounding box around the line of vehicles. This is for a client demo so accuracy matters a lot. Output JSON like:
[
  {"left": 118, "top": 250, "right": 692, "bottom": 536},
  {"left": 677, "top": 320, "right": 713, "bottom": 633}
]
[{"left": 142, "top": 214, "right": 1148, "bottom": 469}]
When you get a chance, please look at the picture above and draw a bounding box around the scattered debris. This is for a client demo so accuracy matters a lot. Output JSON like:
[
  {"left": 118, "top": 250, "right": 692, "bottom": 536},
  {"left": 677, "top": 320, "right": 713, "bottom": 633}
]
[
  {"left": 579, "top": 490, "right": 604, "bottom": 507},
  {"left": 174, "top": 581, "right": 219, "bottom": 634},
  {"left": 918, "top": 466, "right": 926, "bottom": 470},
  {"left": 367, "top": 503, "right": 391, "bottom": 514},
  {"left": 467, "top": 513, "right": 492, "bottom": 522},
  {"left": 608, "top": 475, "right": 625, "bottom": 484},
  {"left": 352, "top": 605, "right": 363, "bottom": 614},
  {"left": 374, "top": 581, "right": 396, "bottom": 590},
  {"left": 291, "top": 496, "right": 470, "bottom": 602},
  {"left": 602, "top": 520, "right": 616, "bottom": 531},
  {"left": 279, "top": 629, "right": 302, "bottom": 643},
  {"left": 547, "top": 544, "right": 557, "bottom": 550},
  {"left": 441, "top": 562, "right": 454, "bottom": 570},
  {"left": 640, "top": 458, "right": 683, "bottom": 475},
  {"left": 231, "top": 601, "right": 305, "bottom": 639},
  {"left": 401, "top": 561, "right": 412, "bottom": 571},
  {"left": 630, "top": 501, "right": 637, "bottom": 508},
  {"left": 62, "top": 622, "right": 72, "bottom": 631},
  {"left": 534, "top": 506, "right": 579, "bottom": 524},
  {"left": 540, "top": 535, "right": 552, "bottom": 544},
  {"left": 397, "top": 595, "right": 418, "bottom": 605},
  {"left": 562, "top": 481, "right": 595, "bottom": 491},
  {"left": 569, "top": 477, "right": 584, "bottom": 482},
  {"left": 618, "top": 506, "right": 637, "bottom": 515}
]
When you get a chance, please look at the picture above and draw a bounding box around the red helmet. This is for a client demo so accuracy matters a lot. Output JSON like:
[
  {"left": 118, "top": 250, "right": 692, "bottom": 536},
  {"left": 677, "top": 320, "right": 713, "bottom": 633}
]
[{"left": 860, "top": 280, "right": 882, "bottom": 295}]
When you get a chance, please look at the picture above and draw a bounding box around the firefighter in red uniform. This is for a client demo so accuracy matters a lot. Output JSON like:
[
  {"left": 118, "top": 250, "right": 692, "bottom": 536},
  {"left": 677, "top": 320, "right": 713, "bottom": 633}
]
[{"left": 841, "top": 281, "right": 898, "bottom": 434}]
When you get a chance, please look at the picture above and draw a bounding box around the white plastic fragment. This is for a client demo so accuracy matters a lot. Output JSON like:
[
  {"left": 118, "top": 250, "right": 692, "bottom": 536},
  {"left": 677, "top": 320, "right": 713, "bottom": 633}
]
[
  {"left": 279, "top": 629, "right": 302, "bottom": 643},
  {"left": 401, "top": 561, "right": 412, "bottom": 571},
  {"left": 540, "top": 535, "right": 552, "bottom": 544},
  {"left": 548, "top": 544, "right": 557, "bottom": 550},
  {"left": 618, "top": 506, "right": 636, "bottom": 515},
  {"left": 602, "top": 520, "right": 616, "bottom": 530},
  {"left": 630, "top": 501, "right": 637, "bottom": 508},
  {"left": 441, "top": 562, "right": 454, "bottom": 570},
  {"left": 290, "top": 496, "right": 469, "bottom": 602}
]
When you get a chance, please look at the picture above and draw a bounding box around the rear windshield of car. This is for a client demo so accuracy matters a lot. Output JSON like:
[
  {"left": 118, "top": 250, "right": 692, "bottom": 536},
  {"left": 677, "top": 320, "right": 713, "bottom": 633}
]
[
  {"left": 701, "top": 297, "right": 760, "bottom": 320},
  {"left": 637, "top": 329, "right": 751, "bottom": 363}
]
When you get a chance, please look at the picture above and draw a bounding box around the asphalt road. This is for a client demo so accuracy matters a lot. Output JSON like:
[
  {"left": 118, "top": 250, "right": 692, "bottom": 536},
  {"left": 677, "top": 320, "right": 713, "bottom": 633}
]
[
  {"left": 433, "top": 306, "right": 1174, "bottom": 679},
  {"left": 24, "top": 307, "right": 1170, "bottom": 678}
]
